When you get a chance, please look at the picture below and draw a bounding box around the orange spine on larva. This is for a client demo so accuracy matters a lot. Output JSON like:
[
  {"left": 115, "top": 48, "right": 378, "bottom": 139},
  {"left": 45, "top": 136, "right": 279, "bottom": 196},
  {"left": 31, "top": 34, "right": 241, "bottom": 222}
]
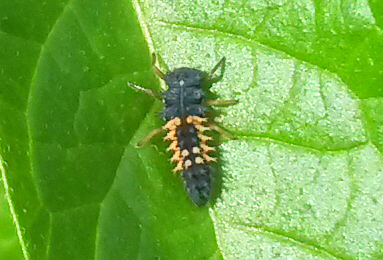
[
  {"left": 163, "top": 116, "right": 215, "bottom": 173},
  {"left": 163, "top": 115, "right": 215, "bottom": 206}
]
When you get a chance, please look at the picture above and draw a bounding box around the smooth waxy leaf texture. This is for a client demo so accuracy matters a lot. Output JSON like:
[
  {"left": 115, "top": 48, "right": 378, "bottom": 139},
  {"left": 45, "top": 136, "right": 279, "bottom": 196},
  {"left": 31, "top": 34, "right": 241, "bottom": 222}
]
[{"left": 0, "top": 0, "right": 382, "bottom": 260}]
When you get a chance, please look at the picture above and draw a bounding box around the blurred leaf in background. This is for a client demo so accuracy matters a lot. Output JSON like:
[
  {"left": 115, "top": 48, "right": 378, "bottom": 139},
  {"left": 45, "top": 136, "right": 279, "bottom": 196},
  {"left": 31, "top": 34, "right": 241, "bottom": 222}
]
[{"left": 0, "top": 0, "right": 382, "bottom": 260}]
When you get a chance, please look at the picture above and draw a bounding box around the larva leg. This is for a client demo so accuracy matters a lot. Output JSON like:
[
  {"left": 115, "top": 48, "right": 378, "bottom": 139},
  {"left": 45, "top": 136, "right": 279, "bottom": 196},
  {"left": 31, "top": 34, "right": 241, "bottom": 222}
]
[
  {"left": 207, "top": 123, "right": 236, "bottom": 140},
  {"left": 136, "top": 127, "right": 165, "bottom": 147},
  {"left": 128, "top": 53, "right": 166, "bottom": 100},
  {"left": 207, "top": 57, "right": 226, "bottom": 79},
  {"left": 152, "top": 53, "right": 165, "bottom": 79},
  {"left": 204, "top": 99, "right": 238, "bottom": 106},
  {"left": 128, "top": 83, "right": 161, "bottom": 100}
]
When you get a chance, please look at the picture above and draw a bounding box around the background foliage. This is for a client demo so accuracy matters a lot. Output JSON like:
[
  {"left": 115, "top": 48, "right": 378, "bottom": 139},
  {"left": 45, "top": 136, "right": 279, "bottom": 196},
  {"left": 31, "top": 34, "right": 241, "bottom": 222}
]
[{"left": 0, "top": 0, "right": 382, "bottom": 259}]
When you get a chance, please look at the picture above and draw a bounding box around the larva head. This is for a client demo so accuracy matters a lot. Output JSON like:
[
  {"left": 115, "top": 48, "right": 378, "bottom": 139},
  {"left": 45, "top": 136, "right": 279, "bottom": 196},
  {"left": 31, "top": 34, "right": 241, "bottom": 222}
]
[{"left": 164, "top": 68, "right": 204, "bottom": 89}]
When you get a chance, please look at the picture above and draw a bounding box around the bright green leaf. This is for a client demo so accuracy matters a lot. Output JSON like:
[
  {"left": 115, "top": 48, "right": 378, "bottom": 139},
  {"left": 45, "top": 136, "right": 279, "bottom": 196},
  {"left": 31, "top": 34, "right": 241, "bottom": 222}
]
[
  {"left": 0, "top": 0, "right": 382, "bottom": 260},
  {"left": 0, "top": 183, "right": 24, "bottom": 260}
]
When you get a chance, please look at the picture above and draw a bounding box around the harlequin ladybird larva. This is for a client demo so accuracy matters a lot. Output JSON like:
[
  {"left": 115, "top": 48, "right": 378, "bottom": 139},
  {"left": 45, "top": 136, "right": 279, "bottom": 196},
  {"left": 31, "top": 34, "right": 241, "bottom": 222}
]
[{"left": 131, "top": 53, "right": 237, "bottom": 206}]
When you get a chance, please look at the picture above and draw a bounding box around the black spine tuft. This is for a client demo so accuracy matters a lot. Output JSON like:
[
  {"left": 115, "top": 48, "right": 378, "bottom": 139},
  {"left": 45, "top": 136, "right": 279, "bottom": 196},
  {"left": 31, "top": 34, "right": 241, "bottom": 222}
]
[
  {"left": 176, "top": 123, "right": 212, "bottom": 206},
  {"left": 182, "top": 165, "right": 212, "bottom": 206}
]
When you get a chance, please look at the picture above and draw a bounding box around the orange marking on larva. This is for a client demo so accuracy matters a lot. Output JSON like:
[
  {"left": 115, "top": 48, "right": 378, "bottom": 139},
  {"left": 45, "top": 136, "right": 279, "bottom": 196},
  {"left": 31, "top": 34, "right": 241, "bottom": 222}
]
[
  {"left": 203, "top": 154, "right": 217, "bottom": 162},
  {"left": 192, "top": 147, "right": 201, "bottom": 154},
  {"left": 198, "top": 133, "right": 213, "bottom": 142},
  {"left": 163, "top": 123, "right": 173, "bottom": 131},
  {"left": 186, "top": 116, "right": 193, "bottom": 124},
  {"left": 195, "top": 157, "right": 204, "bottom": 164},
  {"left": 173, "top": 117, "right": 181, "bottom": 125},
  {"left": 184, "top": 159, "right": 192, "bottom": 169},
  {"left": 164, "top": 130, "right": 176, "bottom": 141},
  {"left": 163, "top": 117, "right": 181, "bottom": 130},
  {"left": 173, "top": 161, "right": 183, "bottom": 173},
  {"left": 195, "top": 125, "right": 210, "bottom": 132},
  {"left": 181, "top": 149, "right": 189, "bottom": 157},
  {"left": 200, "top": 144, "right": 215, "bottom": 152},
  {"left": 171, "top": 150, "right": 181, "bottom": 162},
  {"left": 186, "top": 115, "right": 208, "bottom": 124},
  {"left": 167, "top": 140, "right": 178, "bottom": 152},
  {"left": 191, "top": 115, "right": 208, "bottom": 123}
]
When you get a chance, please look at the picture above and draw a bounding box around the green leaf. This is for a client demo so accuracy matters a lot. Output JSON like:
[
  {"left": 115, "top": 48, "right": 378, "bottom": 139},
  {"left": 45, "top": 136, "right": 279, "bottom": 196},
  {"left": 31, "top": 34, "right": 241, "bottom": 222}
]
[
  {"left": 0, "top": 183, "right": 24, "bottom": 260},
  {"left": 1, "top": 0, "right": 382, "bottom": 260}
]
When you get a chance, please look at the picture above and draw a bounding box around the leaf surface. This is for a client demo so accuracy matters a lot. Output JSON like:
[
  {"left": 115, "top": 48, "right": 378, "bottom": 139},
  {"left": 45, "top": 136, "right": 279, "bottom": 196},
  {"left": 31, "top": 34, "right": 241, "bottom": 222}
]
[{"left": 0, "top": 0, "right": 382, "bottom": 260}]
